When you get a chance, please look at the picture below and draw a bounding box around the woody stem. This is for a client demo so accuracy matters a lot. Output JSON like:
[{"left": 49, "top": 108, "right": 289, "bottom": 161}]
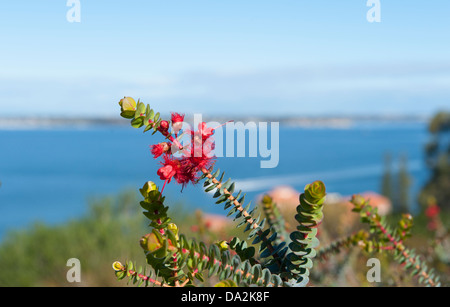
[
  {"left": 201, "top": 168, "right": 283, "bottom": 269},
  {"left": 121, "top": 268, "right": 172, "bottom": 287},
  {"left": 180, "top": 248, "right": 275, "bottom": 287},
  {"left": 374, "top": 219, "right": 435, "bottom": 287}
]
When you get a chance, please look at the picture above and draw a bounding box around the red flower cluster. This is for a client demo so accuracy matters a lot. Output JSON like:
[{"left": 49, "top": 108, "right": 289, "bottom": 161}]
[
  {"left": 425, "top": 204, "right": 441, "bottom": 231},
  {"left": 150, "top": 142, "right": 171, "bottom": 159},
  {"left": 425, "top": 204, "right": 440, "bottom": 218},
  {"left": 152, "top": 114, "right": 216, "bottom": 191}
]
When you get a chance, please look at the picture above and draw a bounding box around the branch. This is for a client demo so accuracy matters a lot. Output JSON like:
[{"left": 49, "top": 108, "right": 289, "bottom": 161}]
[
  {"left": 316, "top": 230, "right": 369, "bottom": 261},
  {"left": 350, "top": 194, "right": 441, "bottom": 287},
  {"left": 200, "top": 167, "right": 285, "bottom": 270},
  {"left": 112, "top": 261, "right": 172, "bottom": 287}
]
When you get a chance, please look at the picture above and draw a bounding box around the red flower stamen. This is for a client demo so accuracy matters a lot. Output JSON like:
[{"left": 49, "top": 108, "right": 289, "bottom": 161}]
[
  {"left": 171, "top": 113, "right": 185, "bottom": 135},
  {"left": 157, "top": 155, "right": 181, "bottom": 182},
  {"left": 152, "top": 119, "right": 232, "bottom": 191},
  {"left": 150, "top": 142, "right": 171, "bottom": 159},
  {"left": 171, "top": 112, "right": 184, "bottom": 124}
]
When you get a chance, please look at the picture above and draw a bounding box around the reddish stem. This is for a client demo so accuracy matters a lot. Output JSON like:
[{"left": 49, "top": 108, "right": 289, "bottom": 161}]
[
  {"left": 374, "top": 218, "right": 435, "bottom": 286},
  {"left": 160, "top": 179, "right": 168, "bottom": 195},
  {"left": 124, "top": 269, "right": 171, "bottom": 287}
]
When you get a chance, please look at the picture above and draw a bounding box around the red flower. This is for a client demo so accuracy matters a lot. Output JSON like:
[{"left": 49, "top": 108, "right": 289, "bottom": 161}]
[
  {"left": 157, "top": 165, "right": 176, "bottom": 182},
  {"left": 425, "top": 205, "right": 440, "bottom": 218},
  {"left": 157, "top": 156, "right": 180, "bottom": 182},
  {"left": 171, "top": 112, "right": 185, "bottom": 124},
  {"left": 166, "top": 131, "right": 215, "bottom": 189},
  {"left": 173, "top": 128, "right": 215, "bottom": 189},
  {"left": 153, "top": 118, "right": 226, "bottom": 190},
  {"left": 171, "top": 113, "right": 184, "bottom": 134},
  {"left": 150, "top": 142, "right": 170, "bottom": 159},
  {"left": 201, "top": 137, "right": 215, "bottom": 158},
  {"left": 198, "top": 122, "right": 214, "bottom": 139}
]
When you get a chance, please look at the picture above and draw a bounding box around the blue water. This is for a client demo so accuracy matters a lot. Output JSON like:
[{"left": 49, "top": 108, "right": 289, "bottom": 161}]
[{"left": 0, "top": 122, "right": 430, "bottom": 241}]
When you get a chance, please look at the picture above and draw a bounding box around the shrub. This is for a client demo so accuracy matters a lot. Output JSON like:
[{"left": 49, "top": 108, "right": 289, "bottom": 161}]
[{"left": 112, "top": 97, "right": 446, "bottom": 287}]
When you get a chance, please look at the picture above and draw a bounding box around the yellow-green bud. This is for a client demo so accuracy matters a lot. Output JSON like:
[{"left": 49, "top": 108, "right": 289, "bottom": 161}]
[
  {"left": 304, "top": 180, "right": 326, "bottom": 203},
  {"left": 261, "top": 195, "right": 273, "bottom": 208},
  {"left": 216, "top": 240, "right": 229, "bottom": 252},
  {"left": 167, "top": 223, "right": 179, "bottom": 239},
  {"left": 112, "top": 261, "right": 124, "bottom": 272},
  {"left": 139, "top": 181, "right": 158, "bottom": 198},
  {"left": 118, "top": 96, "right": 136, "bottom": 111},
  {"left": 140, "top": 233, "right": 163, "bottom": 252},
  {"left": 351, "top": 194, "right": 367, "bottom": 208}
]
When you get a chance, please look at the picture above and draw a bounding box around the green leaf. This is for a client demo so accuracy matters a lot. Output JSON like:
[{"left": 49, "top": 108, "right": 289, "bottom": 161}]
[
  {"left": 243, "top": 246, "right": 255, "bottom": 259},
  {"left": 262, "top": 269, "right": 272, "bottom": 287},
  {"left": 211, "top": 169, "right": 220, "bottom": 179},
  {"left": 120, "top": 110, "right": 135, "bottom": 119},
  {"left": 131, "top": 117, "right": 144, "bottom": 128},
  {"left": 143, "top": 124, "right": 153, "bottom": 133},
  {"left": 247, "top": 225, "right": 260, "bottom": 239},
  {"left": 251, "top": 264, "right": 262, "bottom": 284},
  {"left": 166, "top": 229, "right": 178, "bottom": 247},
  {"left": 154, "top": 112, "right": 160, "bottom": 122},
  {"left": 205, "top": 183, "right": 217, "bottom": 193},
  {"left": 272, "top": 275, "right": 283, "bottom": 287},
  {"left": 135, "top": 102, "right": 146, "bottom": 118},
  {"left": 215, "top": 194, "right": 228, "bottom": 204},
  {"left": 260, "top": 247, "right": 272, "bottom": 259},
  {"left": 227, "top": 207, "right": 238, "bottom": 217},
  {"left": 228, "top": 182, "right": 236, "bottom": 194},
  {"left": 115, "top": 270, "right": 126, "bottom": 280},
  {"left": 127, "top": 261, "right": 134, "bottom": 272},
  {"left": 220, "top": 178, "right": 232, "bottom": 193}
]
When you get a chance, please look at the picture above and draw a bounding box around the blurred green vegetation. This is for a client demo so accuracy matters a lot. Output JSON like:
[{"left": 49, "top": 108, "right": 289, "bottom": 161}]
[
  {"left": 0, "top": 191, "right": 146, "bottom": 286},
  {"left": 0, "top": 190, "right": 201, "bottom": 286},
  {"left": 1, "top": 186, "right": 448, "bottom": 286},
  {"left": 419, "top": 111, "right": 450, "bottom": 210},
  {"left": 0, "top": 190, "right": 237, "bottom": 286}
]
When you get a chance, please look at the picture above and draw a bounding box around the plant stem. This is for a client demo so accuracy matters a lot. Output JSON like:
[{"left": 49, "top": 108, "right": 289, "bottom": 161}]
[
  {"left": 201, "top": 168, "right": 283, "bottom": 269},
  {"left": 180, "top": 248, "right": 275, "bottom": 286},
  {"left": 122, "top": 268, "right": 172, "bottom": 287},
  {"left": 374, "top": 218, "right": 436, "bottom": 287}
]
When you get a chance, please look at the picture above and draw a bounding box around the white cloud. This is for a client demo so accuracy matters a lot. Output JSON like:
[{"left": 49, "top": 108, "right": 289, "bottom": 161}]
[{"left": 1, "top": 61, "right": 449, "bottom": 117}]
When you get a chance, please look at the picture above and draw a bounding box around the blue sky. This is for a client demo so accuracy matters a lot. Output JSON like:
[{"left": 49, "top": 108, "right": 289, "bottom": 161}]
[{"left": 0, "top": 1, "right": 449, "bottom": 117}]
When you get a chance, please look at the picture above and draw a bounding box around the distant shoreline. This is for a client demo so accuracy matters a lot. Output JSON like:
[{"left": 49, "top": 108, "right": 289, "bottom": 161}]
[{"left": 0, "top": 115, "right": 428, "bottom": 130}]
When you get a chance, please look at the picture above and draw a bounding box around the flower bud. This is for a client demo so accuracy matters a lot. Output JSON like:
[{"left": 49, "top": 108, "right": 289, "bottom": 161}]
[
  {"left": 118, "top": 97, "right": 136, "bottom": 111},
  {"left": 216, "top": 240, "right": 229, "bottom": 252},
  {"left": 112, "top": 261, "right": 124, "bottom": 272},
  {"left": 304, "top": 180, "right": 326, "bottom": 203},
  {"left": 140, "top": 232, "right": 163, "bottom": 252},
  {"left": 261, "top": 195, "right": 273, "bottom": 209},
  {"left": 351, "top": 194, "right": 367, "bottom": 208},
  {"left": 139, "top": 181, "right": 158, "bottom": 198},
  {"left": 158, "top": 120, "right": 170, "bottom": 135},
  {"left": 167, "top": 223, "right": 179, "bottom": 239}
]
